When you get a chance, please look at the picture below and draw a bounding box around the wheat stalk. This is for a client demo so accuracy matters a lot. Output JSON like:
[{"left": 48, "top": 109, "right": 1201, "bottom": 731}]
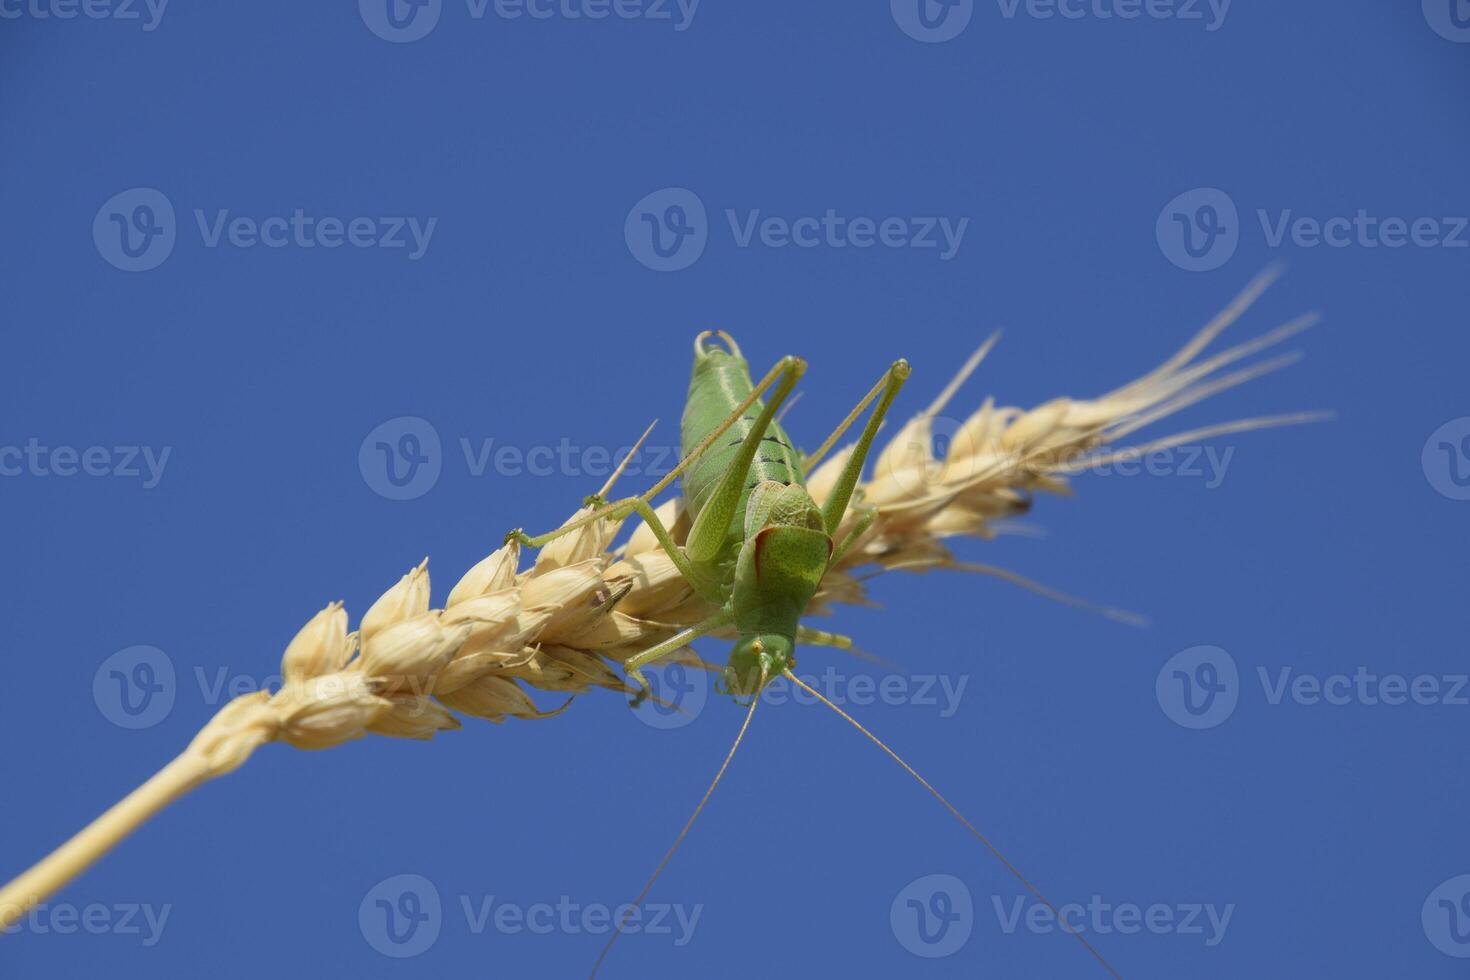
[{"left": 0, "top": 270, "right": 1323, "bottom": 931}]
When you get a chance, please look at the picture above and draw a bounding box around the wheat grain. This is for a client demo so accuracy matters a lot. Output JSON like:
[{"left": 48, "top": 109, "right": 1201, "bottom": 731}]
[{"left": 0, "top": 270, "right": 1323, "bottom": 931}]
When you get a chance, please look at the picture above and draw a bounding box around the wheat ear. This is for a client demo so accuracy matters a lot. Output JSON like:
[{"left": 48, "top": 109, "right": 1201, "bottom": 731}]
[{"left": 0, "top": 271, "right": 1322, "bottom": 930}]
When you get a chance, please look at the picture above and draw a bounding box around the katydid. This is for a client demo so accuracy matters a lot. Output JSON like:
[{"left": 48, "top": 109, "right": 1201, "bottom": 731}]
[
  {"left": 508, "top": 330, "right": 1120, "bottom": 978},
  {"left": 511, "top": 330, "right": 908, "bottom": 700}
]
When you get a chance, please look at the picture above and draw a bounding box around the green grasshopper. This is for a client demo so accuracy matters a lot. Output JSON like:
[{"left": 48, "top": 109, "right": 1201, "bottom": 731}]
[
  {"left": 509, "top": 331, "right": 1121, "bottom": 978},
  {"left": 515, "top": 330, "right": 907, "bottom": 700}
]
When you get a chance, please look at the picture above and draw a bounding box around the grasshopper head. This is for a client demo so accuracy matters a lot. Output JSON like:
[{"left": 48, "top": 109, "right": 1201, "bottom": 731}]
[{"left": 723, "top": 633, "right": 793, "bottom": 698}]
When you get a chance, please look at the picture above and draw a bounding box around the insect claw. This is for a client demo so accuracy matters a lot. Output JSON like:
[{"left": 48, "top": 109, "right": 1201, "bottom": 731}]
[
  {"left": 626, "top": 669, "right": 652, "bottom": 708},
  {"left": 582, "top": 492, "right": 608, "bottom": 509}
]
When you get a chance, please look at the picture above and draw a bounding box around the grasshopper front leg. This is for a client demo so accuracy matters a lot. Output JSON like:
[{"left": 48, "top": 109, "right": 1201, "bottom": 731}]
[
  {"left": 508, "top": 496, "right": 725, "bottom": 603},
  {"left": 619, "top": 611, "right": 733, "bottom": 705}
]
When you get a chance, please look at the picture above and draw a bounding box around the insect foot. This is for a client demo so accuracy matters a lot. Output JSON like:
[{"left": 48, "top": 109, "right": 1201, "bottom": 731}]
[{"left": 625, "top": 668, "right": 653, "bottom": 708}]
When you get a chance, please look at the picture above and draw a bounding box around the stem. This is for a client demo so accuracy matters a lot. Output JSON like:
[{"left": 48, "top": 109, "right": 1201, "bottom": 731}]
[
  {"left": 0, "top": 692, "right": 278, "bottom": 932},
  {"left": 0, "top": 751, "right": 209, "bottom": 930}
]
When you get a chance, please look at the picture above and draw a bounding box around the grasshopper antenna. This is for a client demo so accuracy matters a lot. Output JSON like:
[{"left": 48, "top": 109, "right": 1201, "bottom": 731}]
[
  {"left": 946, "top": 561, "right": 1148, "bottom": 627},
  {"left": 857, "top": 559, "right": 1148, "bottom": 628},
  {"left": 590, "top": 665, "right": 766, "bottom": 978},
  {"left": 588, "top": 418, "right": 659, "bottom": 504},
  {"left": 782, "top": 669, "right": 1123, "bottom": 980},
  {"left": 775, "top": 390, "right": 803, "bottom": 424}
]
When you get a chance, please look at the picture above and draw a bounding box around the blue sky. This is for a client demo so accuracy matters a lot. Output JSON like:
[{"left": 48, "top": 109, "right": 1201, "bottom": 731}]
[{"left": 1, "top": 2, "right": 1467, "bottom": 977}]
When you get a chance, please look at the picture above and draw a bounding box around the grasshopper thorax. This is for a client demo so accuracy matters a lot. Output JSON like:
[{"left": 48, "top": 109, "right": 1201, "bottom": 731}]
[{"left": 722, "top": 482, "right": 833, "bottom": 698}]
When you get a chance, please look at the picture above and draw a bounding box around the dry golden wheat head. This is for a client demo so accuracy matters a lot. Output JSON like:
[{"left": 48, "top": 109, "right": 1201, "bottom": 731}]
[
  {"left": 175, "top": 267, "right": 1323, "bottom": 770},
  {"left": 0, "top": 271, "right": 1325, "bottom": 932}
]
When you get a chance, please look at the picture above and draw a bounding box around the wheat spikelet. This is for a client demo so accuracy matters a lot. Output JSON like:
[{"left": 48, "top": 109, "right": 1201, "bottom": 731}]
[{"left": 0, "top": 270, "right": 1323, "bottom": 931}]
